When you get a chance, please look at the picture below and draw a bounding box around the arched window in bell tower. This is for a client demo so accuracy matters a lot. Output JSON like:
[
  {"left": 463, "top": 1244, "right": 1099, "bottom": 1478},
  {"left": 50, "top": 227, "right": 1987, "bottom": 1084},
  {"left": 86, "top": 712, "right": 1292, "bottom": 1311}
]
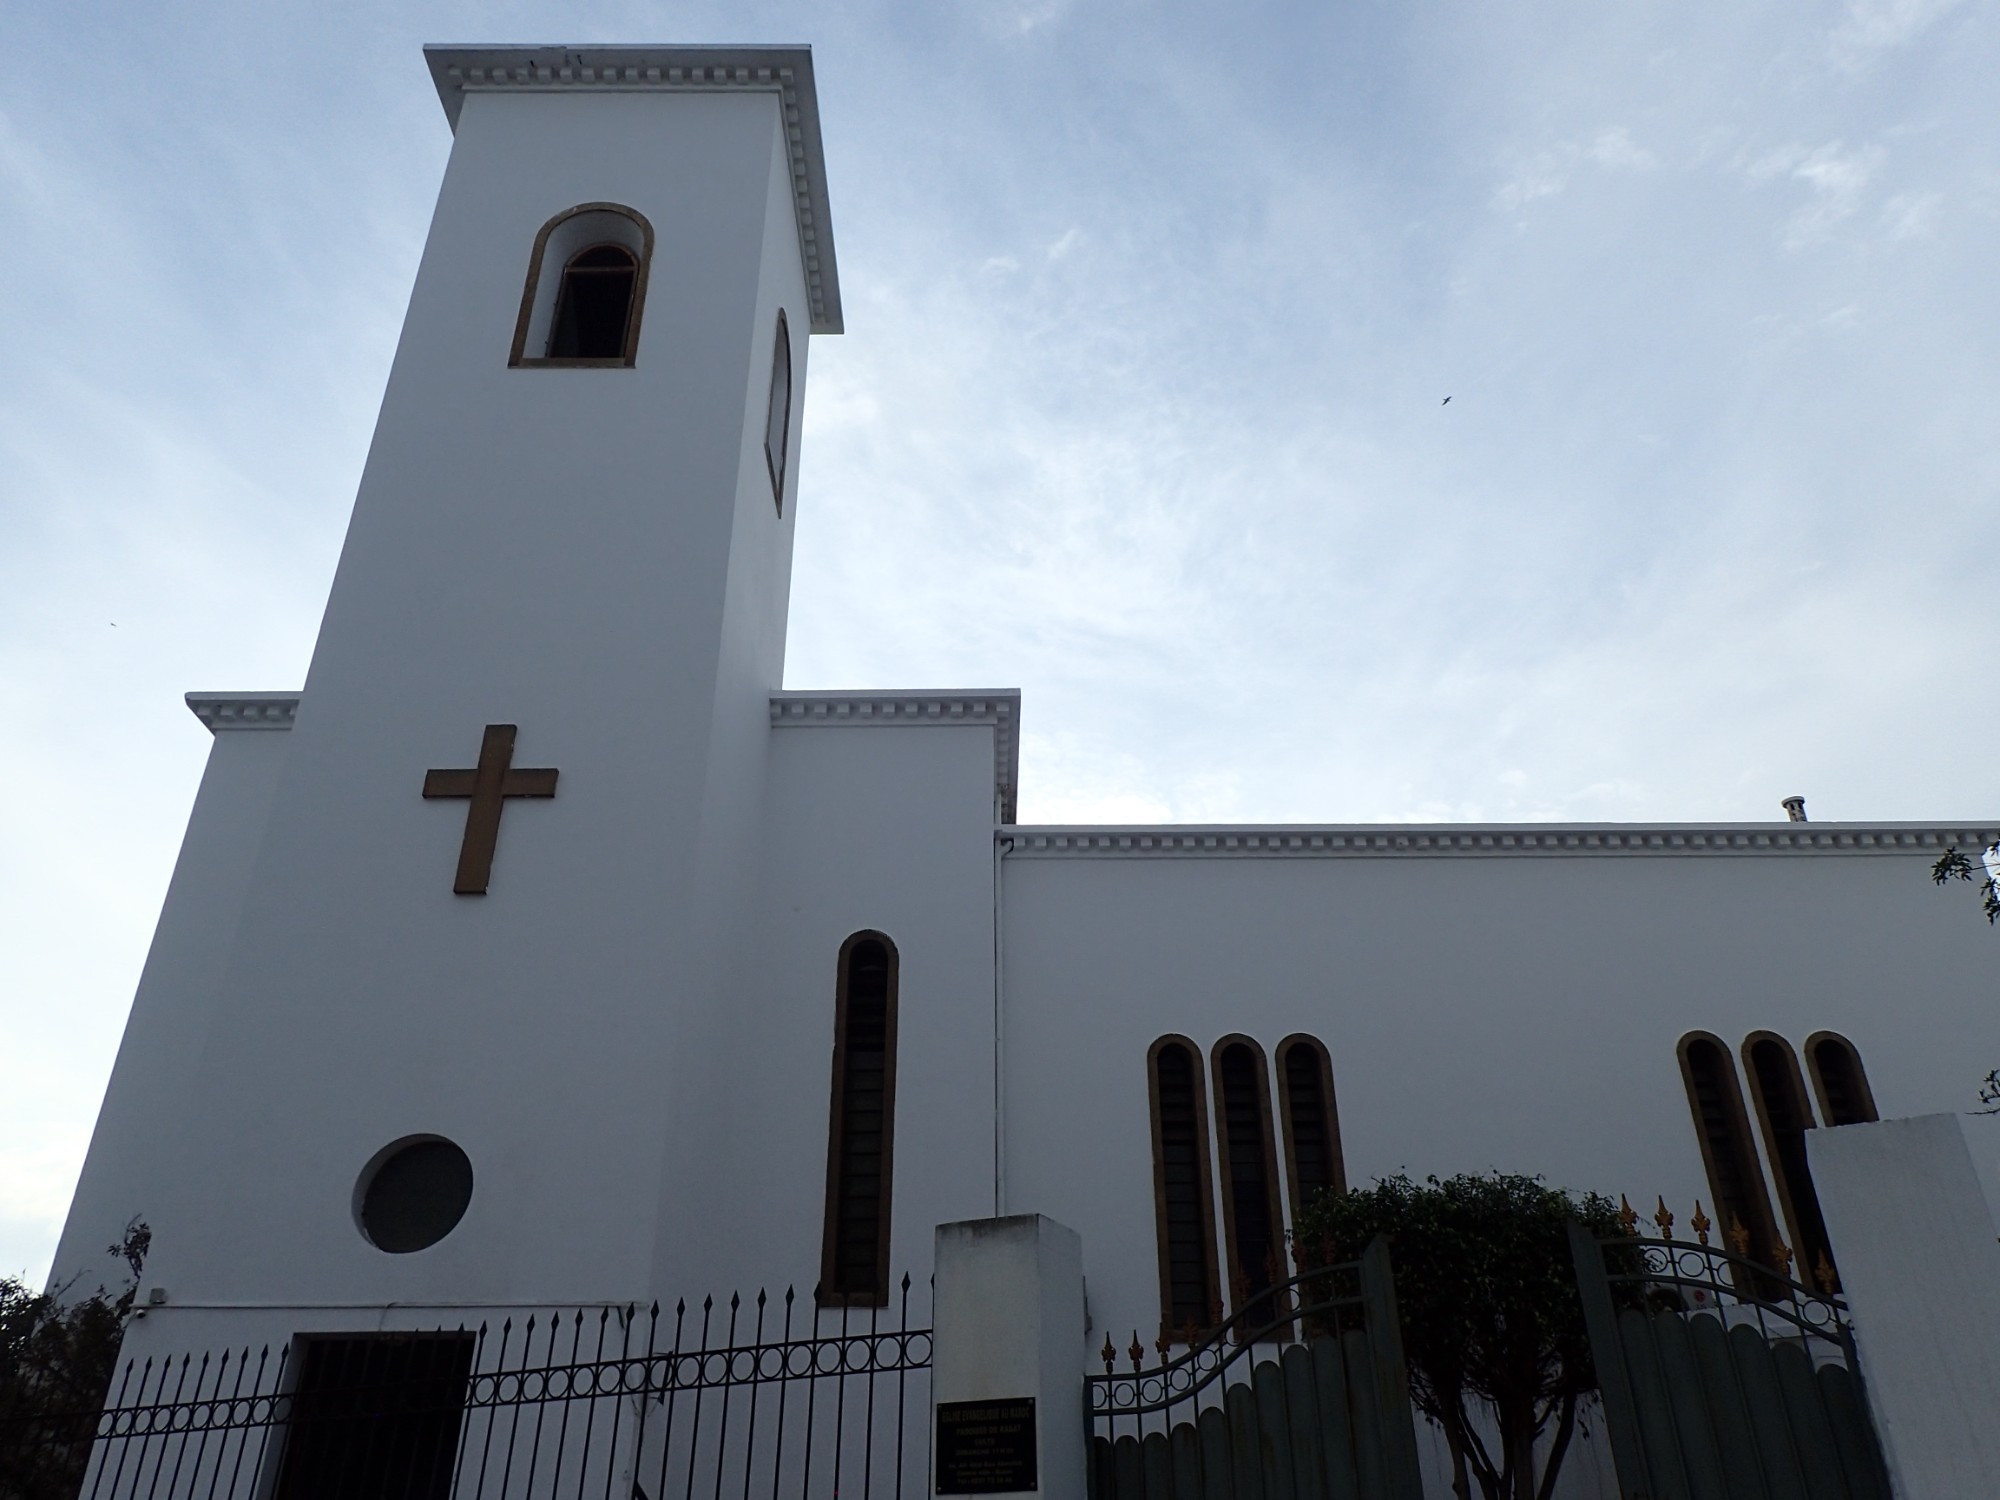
[
  {"left": 510, "top": 203, "right": 654, "bottom": 369},
  {"left": 548, "top": 245, "right": 639, "bottom": 359}
]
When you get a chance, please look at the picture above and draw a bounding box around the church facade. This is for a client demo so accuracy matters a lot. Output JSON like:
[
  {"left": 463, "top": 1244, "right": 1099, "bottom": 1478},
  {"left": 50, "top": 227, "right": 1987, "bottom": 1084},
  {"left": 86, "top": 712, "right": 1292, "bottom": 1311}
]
[{"left": 53, "top": 44, "right": 2000, "bottom": 1397}]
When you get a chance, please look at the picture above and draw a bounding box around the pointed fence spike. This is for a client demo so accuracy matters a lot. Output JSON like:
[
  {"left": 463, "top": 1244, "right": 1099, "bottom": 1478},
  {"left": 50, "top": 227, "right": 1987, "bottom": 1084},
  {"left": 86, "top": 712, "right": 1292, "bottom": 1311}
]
[
  {"left": 784, "top": 1287, "right": 796, "bottom": 1307},
  {"left": 757, "top": 1289, "right": 768, "bottom": 1308},
  {"left": 703, "top": 1294, "right": 714, "bottom": 1311},
  {"left": 731, "top": 1292, "right": 741, "bottom": 1311},
  {"left": 676, "top": 1298, "right": 687, "bottom": 1315},
  {"left": 901, "top": 1272, "right": 912, "bottom": 1291}
]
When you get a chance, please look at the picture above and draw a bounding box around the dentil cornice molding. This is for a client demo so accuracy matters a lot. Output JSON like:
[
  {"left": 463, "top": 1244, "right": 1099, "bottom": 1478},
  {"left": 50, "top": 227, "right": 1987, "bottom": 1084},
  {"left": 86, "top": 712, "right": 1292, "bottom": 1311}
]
[
  {"left": 425, "top": 45, "right": 842, "bottom": 334},
  {"left": 770, "top": 690, "right": 1021, "bottom": 823},
  {"left": 186, "top": 694, "right": 300, "bottom": 733},
  {"left": 1003, "top": 823, "right": 2000, "bottom": 859}
]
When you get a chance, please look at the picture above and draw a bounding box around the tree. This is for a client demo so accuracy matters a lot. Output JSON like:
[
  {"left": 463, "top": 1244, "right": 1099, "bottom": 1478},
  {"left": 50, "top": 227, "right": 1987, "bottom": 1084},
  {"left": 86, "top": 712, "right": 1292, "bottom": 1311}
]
[
  {"left": 1291, "top": 1173, "right": 1620, "bottom": 1500},
  {"left": 0, "top": 1223, "right": 149, "bottom": 1500},
  {"left": 1929, "top": 844, "right": 2000, "bottom": 1113}
]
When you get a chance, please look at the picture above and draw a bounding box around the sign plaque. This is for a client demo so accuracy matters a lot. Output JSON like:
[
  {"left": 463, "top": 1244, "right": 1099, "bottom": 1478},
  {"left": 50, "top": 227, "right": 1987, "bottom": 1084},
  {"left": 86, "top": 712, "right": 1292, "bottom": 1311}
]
[{"left": 935, "top": 1397, "right": 1038, "bottom": 1494}]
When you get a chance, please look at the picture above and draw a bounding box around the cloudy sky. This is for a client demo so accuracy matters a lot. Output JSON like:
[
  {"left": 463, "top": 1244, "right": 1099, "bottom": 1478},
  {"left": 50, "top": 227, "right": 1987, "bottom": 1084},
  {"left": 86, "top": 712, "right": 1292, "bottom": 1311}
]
[{"left": 2, "top": 0, "right": 1995, "bottom": 1280}]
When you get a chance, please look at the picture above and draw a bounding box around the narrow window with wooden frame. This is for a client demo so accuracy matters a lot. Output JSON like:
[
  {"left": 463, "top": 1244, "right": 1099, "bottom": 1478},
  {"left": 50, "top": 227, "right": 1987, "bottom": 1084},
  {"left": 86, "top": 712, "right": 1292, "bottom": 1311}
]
[
  {"left": 1804, "top": 1031, "right": 1879, "bottom": 1127},
  {"left": 1677, "top": 1031, "right": 1782, "bottom": 1267},
  {"left": 1741, "top": 1032, "right": 1837, "bottom": 1288},
  {"left": 1210, "top": 1035, "right": 1285, "bottom": 1322},
  {"left": 820, "top": 932, "right": 898, "bottom": 1307},
  {"left": 510, "top": 203, "right": 654, "bottom": 369},
  {"left": 1275, "top": 1034, "right": 1347, "bottom": 1236},
  {"left": 764, "top": 310, "right": 793, "bottom": 514},
  {"left": 1147, "top": 1036, "right": 1221, "bottom": 1341}
]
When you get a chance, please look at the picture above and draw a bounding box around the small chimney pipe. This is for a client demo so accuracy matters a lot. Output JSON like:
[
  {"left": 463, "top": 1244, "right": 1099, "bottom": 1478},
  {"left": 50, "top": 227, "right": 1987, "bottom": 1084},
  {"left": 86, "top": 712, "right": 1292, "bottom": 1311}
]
[{"left": 1781, "top": 795, "right": 1807, "bottom": 822}]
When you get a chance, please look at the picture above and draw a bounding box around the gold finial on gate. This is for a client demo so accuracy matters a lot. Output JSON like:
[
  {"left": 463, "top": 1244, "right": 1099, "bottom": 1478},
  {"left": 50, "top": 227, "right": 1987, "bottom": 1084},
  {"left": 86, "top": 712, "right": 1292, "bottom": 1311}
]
[
  {"left": 1813, "top": 1252, "right": 1838, "bottom": 1296},
  {"left": 1654, "top": 1197, "right": 1675, "bottom": 1238},
  {"left": 1772, "top": 1240, "right": 1794, "bottom": 1278},
  {"left": 1100, "top": 1334, "right": 1115, "bottom": 1374},
  {"left": 1156, "top": 1331, "right": 1172, "bottom": 1363},
  {"left": 1726, "top": 1216, "right": 1751, "bottom": 1257},
  {"left": 1128, "top": 1332, "right": 1144, "bottom": 1372},
  {"left": 1690, "top": 1201, "right": 1712, "bottom": 1246},
  {"left": 1617, "top": 1195, "right": 1639, "bottom": 1235}
]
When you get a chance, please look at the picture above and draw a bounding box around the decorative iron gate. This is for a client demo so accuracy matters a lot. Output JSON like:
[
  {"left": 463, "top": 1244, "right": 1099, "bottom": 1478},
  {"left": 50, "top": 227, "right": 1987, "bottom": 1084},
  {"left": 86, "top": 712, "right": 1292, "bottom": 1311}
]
[
  {"left": 1085, "top": 1238, "right": 1423, "bottom": 1500},
  {"left": 1568, "top": 1219, "right": 1891, "bottom": 1500},
  {"left": 0, "top": 1279, "right": 931, "bottom": 1500}
]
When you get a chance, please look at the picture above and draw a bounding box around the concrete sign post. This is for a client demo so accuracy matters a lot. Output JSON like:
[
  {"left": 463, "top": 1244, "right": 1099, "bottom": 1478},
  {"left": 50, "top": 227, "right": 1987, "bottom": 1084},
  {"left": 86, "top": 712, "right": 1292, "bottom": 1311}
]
[
  {"left": 932, "top": 1215, "right": 1088, "bottom": 1500},
  {"left": 1810, "top": 1113, "right": 2000, "bottom": 1499}
]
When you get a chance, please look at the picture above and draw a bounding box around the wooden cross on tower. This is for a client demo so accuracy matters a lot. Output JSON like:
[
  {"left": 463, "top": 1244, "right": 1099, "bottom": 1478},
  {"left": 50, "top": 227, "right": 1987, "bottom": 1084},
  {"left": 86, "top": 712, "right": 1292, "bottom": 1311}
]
[{"left": 422, "top": 724, "right": 559, "bottom": 895}]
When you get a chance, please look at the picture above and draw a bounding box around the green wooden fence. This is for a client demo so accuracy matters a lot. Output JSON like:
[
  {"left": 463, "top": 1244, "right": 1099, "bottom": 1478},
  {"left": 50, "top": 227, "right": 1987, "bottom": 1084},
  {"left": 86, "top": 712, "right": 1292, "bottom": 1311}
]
[
  {"left": 1569, "top": 1223, "right": 1892, "bottom": 1500},
  {"left": 1086, "top": 1239, "right": 1423, "bottom": 1500}
]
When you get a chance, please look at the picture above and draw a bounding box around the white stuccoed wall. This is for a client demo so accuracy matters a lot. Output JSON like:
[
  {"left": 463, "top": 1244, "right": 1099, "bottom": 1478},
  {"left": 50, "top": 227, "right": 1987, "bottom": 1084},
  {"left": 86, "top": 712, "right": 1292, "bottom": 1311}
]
[
  {"left": 50, "top": 707, "right": 293, "bottom": 1297},
  {"left": 999, "top": 835, "right": 2000, "bottom": 1356},
  {"left": 65, "top": 53, "right": 831, "bottom": 1346},
  {"left": 1809, "top": 1113, "right": 2000, "bottom": 1500}
]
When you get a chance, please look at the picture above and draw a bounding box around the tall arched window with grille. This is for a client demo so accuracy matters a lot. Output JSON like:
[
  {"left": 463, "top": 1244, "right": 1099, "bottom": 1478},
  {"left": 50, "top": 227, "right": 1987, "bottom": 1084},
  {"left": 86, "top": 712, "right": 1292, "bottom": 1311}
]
[
  {"left": 1147, "top": 1036, "right": 1220, "bottom": 1339},
  {"left": 1677, "top": 1031, "right": 1781, "bottom": 1266},
  {"left": 1275, "top": 1034, "right": 1346, "bottom": 1235},
  {"left": 1804, "top": 1031, "right": 1879, "bottom": 1127},
  {"left": 1741, "top": 1032, "right": 1836, "bottom": 1286},
  {"left": 1210, "top": 1036, "right": 1284, "bottom": 1318},
  {"left": 820, "top": 932, "right": 898, "bottom": 1306}
]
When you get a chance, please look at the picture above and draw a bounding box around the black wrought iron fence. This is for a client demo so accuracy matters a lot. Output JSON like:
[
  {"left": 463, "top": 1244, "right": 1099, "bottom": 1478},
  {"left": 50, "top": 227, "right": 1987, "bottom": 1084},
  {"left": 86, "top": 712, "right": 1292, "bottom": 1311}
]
[{"left": 0, "top": 1278, "right": 931, "bottom": 1500}]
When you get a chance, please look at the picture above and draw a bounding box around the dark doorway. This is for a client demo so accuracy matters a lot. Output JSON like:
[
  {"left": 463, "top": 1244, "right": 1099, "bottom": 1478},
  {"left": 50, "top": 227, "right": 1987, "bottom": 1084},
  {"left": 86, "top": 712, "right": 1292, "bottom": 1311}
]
[{"left": 273, "top": 1332, "right": 475, "bottom": 1500}]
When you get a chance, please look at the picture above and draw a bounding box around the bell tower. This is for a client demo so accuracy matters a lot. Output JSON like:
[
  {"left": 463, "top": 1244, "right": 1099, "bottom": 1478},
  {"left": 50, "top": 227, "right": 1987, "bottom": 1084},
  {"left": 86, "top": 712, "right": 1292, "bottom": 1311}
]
[{"left": 61, "top": 46, "right": 843, "bottom": 1315}]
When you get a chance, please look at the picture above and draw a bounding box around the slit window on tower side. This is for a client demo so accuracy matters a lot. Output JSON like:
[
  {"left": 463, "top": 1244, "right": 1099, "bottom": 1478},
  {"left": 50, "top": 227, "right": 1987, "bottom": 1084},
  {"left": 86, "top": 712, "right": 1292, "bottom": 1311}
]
[
  {"left": 1211, "top": 1035, "right": 1285, "bottom": 1324},
  {"left": 820, "top": 932, "right": 898, "bottom": 1307},
  {"left": 1804, "top": 1031, "right": 1879, "bottom": 1127},
  {"left": 1147, "top": 1036, "right": 1221, "bottom": 1341},
  {"left": 764, "top": 310, "right": 793, "bottom": 513},
  {"left": 1677, "top": 1031, "right": 1782, "bottom": 1268},
  {"left": 1742, "top": 1032, "right": 1837, "bottom": 1288},
  {"left": 1275, "top": 1034, "right": 1346, "bottom": 1235}
]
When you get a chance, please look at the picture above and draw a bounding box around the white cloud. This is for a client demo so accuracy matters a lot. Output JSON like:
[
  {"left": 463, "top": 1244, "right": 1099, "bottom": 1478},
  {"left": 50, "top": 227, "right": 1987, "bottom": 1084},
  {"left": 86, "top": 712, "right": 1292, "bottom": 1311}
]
[
  {"left": 1880, "top": 189, "right": 1943, "bottom": 240},
  {"left": 1830, "top": 0, "right": 1968, "bottom": 70},
  {"left": 1494, "top": 126, "right": 1656, "bottom": 213}
]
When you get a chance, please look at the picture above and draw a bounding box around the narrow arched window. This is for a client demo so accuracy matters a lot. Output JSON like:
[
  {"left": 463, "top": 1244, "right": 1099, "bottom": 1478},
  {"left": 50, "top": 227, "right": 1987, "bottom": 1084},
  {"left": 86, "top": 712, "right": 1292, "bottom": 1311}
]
[
  {"left": 1742, "top": 1033, "right": 1836, "bottom": 1287},
  {"left": 1678, "top": 1032, "right": 1782, "bottom": 1268},
  {"left": 764, "top": 311, "right": 793, "bottom": 514},
  {"left": 1211, "top": 1036, "right": 1284, "bottom": 1320},
  {"left": 1275, "top": 1034, "right": 1346, "bottom": 1228},
  {"left": 820, "top": 932, "right": 898, "bottom": 1306},
  {"left": 1147, "top": 1036, "right": 1220, "bottom": 1339},
  {"left": 1804, "top": 1031, "right": 1879, "bottom": 1126},
  {"left": 548, "top": 245, "right": 638, "bottom": 359},
  {"left": 510, "top": 203, "right": 654, "bottom": 369}
]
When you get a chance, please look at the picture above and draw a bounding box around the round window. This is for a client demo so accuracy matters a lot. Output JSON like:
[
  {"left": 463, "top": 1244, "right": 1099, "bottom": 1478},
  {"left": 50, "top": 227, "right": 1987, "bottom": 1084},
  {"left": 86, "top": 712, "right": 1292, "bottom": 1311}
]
[{"left": 356, "top": 1137, "right": 474, "bottom": 1253}]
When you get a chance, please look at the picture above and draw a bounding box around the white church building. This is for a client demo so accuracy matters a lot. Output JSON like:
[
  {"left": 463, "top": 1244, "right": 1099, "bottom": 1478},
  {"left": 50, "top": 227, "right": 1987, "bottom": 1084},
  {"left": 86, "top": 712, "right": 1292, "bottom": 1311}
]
[{"left": 50, "top": 42, "right": 2000, "bottom": 1468}]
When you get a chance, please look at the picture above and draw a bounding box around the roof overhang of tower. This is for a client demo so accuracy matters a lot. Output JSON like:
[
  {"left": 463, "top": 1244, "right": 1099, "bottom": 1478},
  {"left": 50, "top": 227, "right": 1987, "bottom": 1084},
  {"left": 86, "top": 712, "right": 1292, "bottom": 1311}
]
[{"left": 424, "top": 44, "right": 843, "bottom": 334}]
